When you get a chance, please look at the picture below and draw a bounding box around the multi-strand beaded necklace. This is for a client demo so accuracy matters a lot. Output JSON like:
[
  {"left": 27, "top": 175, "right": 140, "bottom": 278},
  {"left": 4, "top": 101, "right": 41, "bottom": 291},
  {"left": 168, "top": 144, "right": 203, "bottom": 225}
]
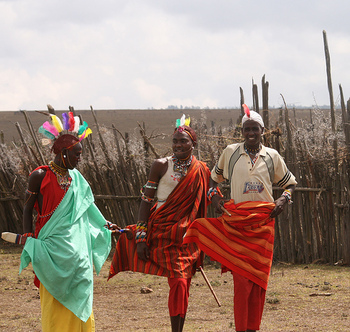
[
  {"left": 49, "top": 161, "right": 71, "bottom": 190},
  {"left": 244, "top": 143, "right": 261, "bottom": 167},
  {"left": 172, "top": 155, "right": 193, "bottom": 177}
]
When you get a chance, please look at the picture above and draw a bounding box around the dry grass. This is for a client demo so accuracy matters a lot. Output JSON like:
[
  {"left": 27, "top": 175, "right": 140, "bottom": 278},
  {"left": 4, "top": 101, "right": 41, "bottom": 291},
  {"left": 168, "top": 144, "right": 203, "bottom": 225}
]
[{"left": 1, "top": 241, "right": 349, "bottom": 332}]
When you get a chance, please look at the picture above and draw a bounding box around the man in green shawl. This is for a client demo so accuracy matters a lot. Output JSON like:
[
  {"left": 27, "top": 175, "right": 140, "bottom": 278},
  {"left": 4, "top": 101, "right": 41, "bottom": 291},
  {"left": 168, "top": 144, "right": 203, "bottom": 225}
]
[{"left": 20, "top": 113, "right": 119, "bottom": 331}]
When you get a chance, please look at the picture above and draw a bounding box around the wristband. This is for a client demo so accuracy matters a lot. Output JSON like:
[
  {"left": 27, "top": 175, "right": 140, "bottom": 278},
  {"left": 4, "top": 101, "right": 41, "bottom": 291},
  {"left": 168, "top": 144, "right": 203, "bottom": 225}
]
[
  {"left": 281, "top": 189, "right": 293, "bottom": 204},
  {"left": 136, "top": 221, "right": 148, "bottom": 243},
  {"left": 207, "top": 187, "right": 223, "bottom": 201},
  {"left": 105, "top": 221, "right": 114, "bottom": 230}
]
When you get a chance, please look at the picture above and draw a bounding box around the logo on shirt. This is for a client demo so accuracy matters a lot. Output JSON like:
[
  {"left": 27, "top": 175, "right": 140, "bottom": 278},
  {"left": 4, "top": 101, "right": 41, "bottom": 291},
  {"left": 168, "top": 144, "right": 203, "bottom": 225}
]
[{"left": 243, "top": 181, "right": 265, "bottom": 194}]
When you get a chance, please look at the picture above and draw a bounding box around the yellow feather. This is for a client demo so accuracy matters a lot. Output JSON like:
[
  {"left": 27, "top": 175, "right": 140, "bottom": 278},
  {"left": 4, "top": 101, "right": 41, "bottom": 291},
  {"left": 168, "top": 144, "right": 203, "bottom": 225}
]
[
  {"left": 84, "top": 128, "right": 92, "bottom": 138},
  {"left": 79, "top": 128, "right": 92, "bottom": 139},
  {"left": 51, "top": 115, "right": 63, "bottom": 132}
]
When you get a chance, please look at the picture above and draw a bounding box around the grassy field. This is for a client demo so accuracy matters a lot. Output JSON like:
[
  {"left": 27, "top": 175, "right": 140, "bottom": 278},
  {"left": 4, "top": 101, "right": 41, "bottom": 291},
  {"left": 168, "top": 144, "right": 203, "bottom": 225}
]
[
  {"left": 1, "top": 108, "right": 240, "bottom": 144},
  {"left": 1, "top": 107, "right": 316, "bottom": 146},
  {"left": 1, "top": 241, "right": 349, "bottom": 332}
]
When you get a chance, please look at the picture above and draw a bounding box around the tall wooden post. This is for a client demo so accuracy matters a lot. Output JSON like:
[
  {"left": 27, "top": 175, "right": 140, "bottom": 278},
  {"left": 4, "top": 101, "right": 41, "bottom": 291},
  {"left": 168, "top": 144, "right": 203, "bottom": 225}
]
[
  {"left": 323, "top": 30, "right": 336, "bottom": 132},
  {"left": 262, "top": 75, "right": 269, "bottom": 130}
]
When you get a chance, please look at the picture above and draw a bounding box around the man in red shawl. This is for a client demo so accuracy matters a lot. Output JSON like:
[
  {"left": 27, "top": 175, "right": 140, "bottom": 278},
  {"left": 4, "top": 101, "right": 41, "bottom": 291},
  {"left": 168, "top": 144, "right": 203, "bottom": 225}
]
[
  {"left": 183, "top": 105, "right": 297, "bottom": 332},
  {"left": 109, "top": 117, "right": 210, "bottom": 332}
]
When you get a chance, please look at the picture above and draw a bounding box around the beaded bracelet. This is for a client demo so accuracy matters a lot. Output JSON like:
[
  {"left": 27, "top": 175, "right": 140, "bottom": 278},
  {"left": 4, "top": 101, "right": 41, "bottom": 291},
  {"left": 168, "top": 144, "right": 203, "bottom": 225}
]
[
  {"left": 144, "top": 180, "right": 158, "bottom": 190},
  {"left": 207, "top": 187, "right": 223, "bottom": 201},
  {"left": 140, "top": 187, "right": 155, "bottom": 203},
  {"left": 105, "top": 221, "right": 114, "bottom": 230},
  {"left": 135, "top": 221, "right": 148, "bottom": 243},
  {"left": 16, "top": 233, "right": 34, "bottom": 245},
  {"left": 26, "top": 189, "right": 38, "bottom": 195},
  {"left": 281, "top": 189, "right": 293, "bottom": 204}
]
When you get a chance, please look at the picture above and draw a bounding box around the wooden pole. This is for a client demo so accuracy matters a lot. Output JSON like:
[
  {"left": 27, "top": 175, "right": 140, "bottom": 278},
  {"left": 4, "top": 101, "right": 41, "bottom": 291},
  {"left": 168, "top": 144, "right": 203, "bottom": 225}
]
[
  {"left": 323, "top": 30, "right": 336, "bottom": 132},
  {"left": 237, "top": 87, "right": 245, "bottom": 125},
  {"left": 198, "top": 266, "right": 221, "bottom": 307},
  {"left": 339, "top": 85, "right": 350, "bottom": 155},
  {"left": 252, "top": 80, "right": 259, "bottom": 113},
  {"left": 262, "top": 75, "right": 269, "bottom": 130}
]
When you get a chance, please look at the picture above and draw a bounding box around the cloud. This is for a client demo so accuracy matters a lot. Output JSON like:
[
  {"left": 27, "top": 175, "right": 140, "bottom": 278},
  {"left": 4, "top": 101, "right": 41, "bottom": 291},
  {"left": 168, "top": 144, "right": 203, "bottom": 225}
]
[{"left": 0, "top": 0, "right": 350, "bottom": 111}]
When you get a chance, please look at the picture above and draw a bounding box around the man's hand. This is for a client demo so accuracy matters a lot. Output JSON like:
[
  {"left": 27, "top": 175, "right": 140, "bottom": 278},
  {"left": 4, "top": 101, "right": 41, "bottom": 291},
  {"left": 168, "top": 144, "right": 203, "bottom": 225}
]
[
  {"left": 211, "top": 195, "right": 231, "bottom": 215},
  {"left": 270, "top": 196, "right": 288, "bottom": 218},
  {"left": 107, "top": 223, "right": 134, "bottom": 240},
  {"left": 137, "top": 242, "right": 150, "bottom": 261}
]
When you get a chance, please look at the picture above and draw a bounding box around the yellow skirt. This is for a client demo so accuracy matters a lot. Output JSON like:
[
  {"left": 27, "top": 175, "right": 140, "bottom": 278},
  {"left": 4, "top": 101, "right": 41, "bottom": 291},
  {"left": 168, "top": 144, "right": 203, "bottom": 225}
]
[{"left": 39, "top": 283, "right": 95, "bottom": 332}]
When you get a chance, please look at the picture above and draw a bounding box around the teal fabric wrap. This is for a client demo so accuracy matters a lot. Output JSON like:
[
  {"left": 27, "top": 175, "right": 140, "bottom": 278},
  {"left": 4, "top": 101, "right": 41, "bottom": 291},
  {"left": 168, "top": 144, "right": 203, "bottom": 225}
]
[{"left": 19, "top": 169, "right": 111, "bottom": 322}]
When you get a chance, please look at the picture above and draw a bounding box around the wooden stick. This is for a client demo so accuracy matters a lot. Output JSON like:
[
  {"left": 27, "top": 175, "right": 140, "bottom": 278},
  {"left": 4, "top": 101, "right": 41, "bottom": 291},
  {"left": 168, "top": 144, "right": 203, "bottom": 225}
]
[
  {"left": 221, "top": 206, "right": 231, "bottom": 217},
  {"left": 198, "top": 266, "right": 221, "bottom": 307}
]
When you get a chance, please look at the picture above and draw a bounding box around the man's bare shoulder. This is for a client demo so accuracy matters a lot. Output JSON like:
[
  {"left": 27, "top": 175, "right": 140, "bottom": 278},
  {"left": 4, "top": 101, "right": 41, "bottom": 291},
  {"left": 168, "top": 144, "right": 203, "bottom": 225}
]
[
  {"left": 149, "top": 157, "right": 169, "bottom": 179},
  {"left": 28, "top": 167, "right": 47, "bottom": 183},
  {"left": 153, "top": 157, "right": 169, "bottom": 166}
]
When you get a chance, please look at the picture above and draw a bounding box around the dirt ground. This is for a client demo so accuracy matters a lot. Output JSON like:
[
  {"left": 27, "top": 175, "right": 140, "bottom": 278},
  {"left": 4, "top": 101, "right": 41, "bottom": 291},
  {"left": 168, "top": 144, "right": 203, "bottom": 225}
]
[{"left": 1, "top": 241, "right": 349, "bottom": 332}]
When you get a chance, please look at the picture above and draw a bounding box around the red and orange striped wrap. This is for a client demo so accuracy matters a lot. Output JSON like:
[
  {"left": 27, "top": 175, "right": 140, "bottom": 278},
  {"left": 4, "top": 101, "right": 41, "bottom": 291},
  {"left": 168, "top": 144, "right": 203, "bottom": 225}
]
[
  {"left": 108, "top": 157, "right": 210, "bottom": 280},
  {"left": 183, "top": 200, "right": 275, "bottom": 290}
]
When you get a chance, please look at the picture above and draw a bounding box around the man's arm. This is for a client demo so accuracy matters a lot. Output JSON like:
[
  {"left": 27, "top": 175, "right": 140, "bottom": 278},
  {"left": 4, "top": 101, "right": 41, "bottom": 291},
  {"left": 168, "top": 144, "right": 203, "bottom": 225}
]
[
  {"left": 23, "top": 169, "right": 45, "bottom": 233},
  {"left": 136, "top": 158, "right": 168, "bottom": 261}
]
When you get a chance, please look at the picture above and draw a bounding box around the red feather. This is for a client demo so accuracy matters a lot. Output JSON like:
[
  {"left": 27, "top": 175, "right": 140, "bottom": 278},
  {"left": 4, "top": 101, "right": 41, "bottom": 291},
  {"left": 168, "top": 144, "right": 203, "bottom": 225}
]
[
  {"left": 68, "top": 112, "right": 75, "bottom": 131},
  {"left": 243, "top": 104, "right": 250, "bottom": 118}
]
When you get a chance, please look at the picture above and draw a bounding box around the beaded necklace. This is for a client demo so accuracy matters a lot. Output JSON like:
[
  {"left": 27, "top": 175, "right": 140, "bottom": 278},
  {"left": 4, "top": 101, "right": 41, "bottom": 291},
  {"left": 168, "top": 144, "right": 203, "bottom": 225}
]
[
  {"left": 244, "top": 144, "right": 261, "bottom": 167},
  {"left": 244, "top": 143, "right": 261, "bottom": 154},
  {"left": 49, "top": 161, "right": 71, "bottom": 190},
  {"left": 172, "top": 155, "right": 193, "bottom": 177}
]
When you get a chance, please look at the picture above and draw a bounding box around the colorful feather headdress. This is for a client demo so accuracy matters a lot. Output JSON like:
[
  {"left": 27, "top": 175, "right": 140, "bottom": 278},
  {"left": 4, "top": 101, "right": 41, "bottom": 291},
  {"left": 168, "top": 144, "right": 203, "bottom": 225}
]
[
  {"left": 175, "top": 114, "right": 191, "bottom": 128},
  {"left": 38, "top": 112, "right": 92, "bottom": 144},
  {"left": 174, "top": 114, "right": 197, "bottom": 145}
]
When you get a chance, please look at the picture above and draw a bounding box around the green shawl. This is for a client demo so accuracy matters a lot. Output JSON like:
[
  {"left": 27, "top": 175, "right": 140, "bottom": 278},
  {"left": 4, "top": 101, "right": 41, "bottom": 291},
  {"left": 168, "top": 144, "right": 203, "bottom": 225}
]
[{"left": 20, "top": 168, "right": 111, "bottom": 322}]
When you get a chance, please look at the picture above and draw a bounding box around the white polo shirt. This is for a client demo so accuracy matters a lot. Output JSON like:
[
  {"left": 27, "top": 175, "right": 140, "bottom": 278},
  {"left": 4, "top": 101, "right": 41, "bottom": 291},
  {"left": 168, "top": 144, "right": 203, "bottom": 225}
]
[{"left": 211, "top": 143, "right": 297, "bottom": 203}]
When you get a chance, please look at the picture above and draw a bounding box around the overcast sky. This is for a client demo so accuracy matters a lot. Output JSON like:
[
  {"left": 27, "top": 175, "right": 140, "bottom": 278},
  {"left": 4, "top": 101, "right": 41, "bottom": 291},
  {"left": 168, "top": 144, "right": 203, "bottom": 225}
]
[{"left": 0, "top": 0, "right": 349, "bottom": 111}]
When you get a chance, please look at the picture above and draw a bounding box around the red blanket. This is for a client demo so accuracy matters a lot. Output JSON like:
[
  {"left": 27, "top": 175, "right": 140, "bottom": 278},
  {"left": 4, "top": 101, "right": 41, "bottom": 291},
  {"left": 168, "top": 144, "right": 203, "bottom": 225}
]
[
  {"left": 183, "top": 200, "right": 275, "bottom": 290},
  {"left": 109, "top": 156, "right": 210, "bottom": 279}
]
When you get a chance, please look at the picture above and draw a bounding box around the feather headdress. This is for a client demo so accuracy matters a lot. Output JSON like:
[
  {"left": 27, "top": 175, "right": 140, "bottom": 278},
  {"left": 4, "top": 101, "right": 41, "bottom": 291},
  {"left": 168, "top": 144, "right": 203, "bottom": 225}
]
[
  {"left": 175, "top": 114, "right": 191, "bottom": 128},
  {"left": 174, "top": 114, "right": 197, "bottom": 145},
  {"left": 38, "top": 112, "right": 92, "bottom": 145}
]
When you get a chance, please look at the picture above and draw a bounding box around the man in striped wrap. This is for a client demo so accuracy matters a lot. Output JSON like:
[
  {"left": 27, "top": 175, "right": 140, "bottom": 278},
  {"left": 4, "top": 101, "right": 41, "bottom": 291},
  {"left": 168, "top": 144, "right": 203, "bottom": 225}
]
[
  {"left": 183, "top": 105, "right": 297, "bottom": 332},
  {"left": 109, "top": 121, "right": 210, "bottom": 332}
]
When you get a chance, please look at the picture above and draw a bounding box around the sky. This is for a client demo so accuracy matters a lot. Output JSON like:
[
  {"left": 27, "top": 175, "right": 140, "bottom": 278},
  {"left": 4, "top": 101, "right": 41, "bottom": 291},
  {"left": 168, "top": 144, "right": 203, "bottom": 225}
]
[{"left": 0, "top": 0, "right": 350, "bottom": 111}]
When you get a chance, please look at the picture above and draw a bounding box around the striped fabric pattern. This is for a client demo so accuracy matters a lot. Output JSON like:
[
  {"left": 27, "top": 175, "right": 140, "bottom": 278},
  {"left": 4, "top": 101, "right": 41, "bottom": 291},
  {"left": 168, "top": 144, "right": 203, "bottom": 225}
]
[
  {"left": 183, "top": 200, "right": 275, "bottom": 290},
  {"left": 108, "top": 156, "right": 210, "bottom": 280},
  {"left": 277, "top": 170, "right": 292, "bottom": 187}
]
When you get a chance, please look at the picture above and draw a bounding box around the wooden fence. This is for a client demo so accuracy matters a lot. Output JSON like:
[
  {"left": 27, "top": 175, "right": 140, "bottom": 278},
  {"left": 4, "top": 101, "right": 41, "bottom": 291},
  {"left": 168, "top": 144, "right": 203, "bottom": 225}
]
[{"left": 0, "top": 103, "right": 349, "bottom": 265}]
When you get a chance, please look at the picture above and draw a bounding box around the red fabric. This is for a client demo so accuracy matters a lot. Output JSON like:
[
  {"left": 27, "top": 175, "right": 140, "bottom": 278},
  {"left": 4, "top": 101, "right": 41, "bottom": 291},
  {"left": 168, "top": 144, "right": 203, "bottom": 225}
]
[
  {"left": 31, "top": 166, "right": 67, "bottom": 287},
  {"left": 183, "top": 200, "right": 275, "bottom": 290},
  {"left": 108, "top": 156, "right": 210, "bottom": 279},
  {"left": 168, "top": 278, "right": 191, "bottom": 317},
  {"left": 233, "top": 272, "right": 266, "bottom": 331},
  {"left": 32, "top": 166, "right": 67, "bottom": 238}
]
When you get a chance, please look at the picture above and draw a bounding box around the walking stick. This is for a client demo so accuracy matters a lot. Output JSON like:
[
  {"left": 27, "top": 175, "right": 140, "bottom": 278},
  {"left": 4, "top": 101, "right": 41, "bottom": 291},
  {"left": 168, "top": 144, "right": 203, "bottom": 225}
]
[{"left": 198, "top": 266, "right": 222, "bottom": 307}]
